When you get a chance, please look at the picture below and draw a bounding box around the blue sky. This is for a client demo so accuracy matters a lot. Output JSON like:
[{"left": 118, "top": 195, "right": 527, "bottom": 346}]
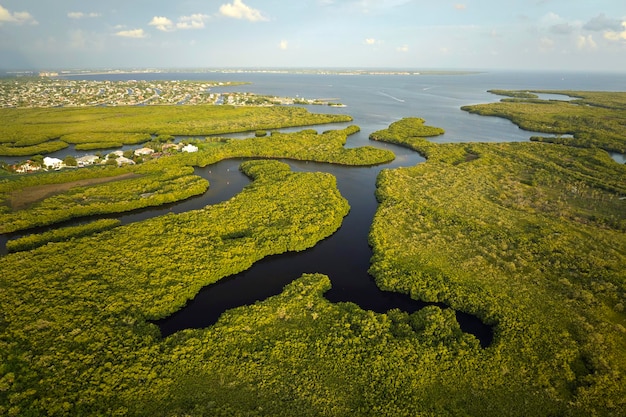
[{"left": 1, "top": 0, "right": 625, "bottom": 71}]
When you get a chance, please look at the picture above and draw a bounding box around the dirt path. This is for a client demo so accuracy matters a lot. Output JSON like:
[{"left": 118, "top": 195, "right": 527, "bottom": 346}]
[{"left": 8, "top": 173, "right": 140, "bottom": 211}]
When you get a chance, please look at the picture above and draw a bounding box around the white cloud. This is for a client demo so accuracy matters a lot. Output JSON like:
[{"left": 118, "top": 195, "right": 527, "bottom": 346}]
[
  {"left": 177, "top": 14, "right": 210, "bottom": 30},
  {"left": 454, "top": 4, "right": 467, "bottom": 10},
  {"left": 149, "top": 16, "right": 175, "bottom": 32},
  {"left": 396, "top": 45, "right": 409, "bottom": 52},
  {"left": 0, "top": 5, "right": 38, "bottom": 25},
  {"left": 149, "top": 14, "right": 209, "bottom": 32},
  {"left": 584, "top": 14, "right": 623, "bottom": 32},
  {"left": 69, "top": 30, "right": 87, "bottom": 49},
  {"left": 115, "top": 29, "right": 147, "bottom": 39},
  {"left": 279, "top": 40, "right": 288, "bottom": 50},
  {"left": 68, "top": 12, "right": 100, "bottom": 19},
  {"left": 577, "top": 35, "right": 597, "bottom": 50},
  {"left": 219, "top": 0, "right": 268, "bottom": 22},
  {"left": 604, "top": 21, "right": 626, "bottom": 42},
  {"left": 539, "top": 37, "right": 555, "bottom": 52},
  {"left": 365, "top": 38, "right": 376, "bottom": 45}
]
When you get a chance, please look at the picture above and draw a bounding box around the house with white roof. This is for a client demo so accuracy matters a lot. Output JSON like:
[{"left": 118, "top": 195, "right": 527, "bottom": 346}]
[
  {"left": 76, "top": 155, "right": 99, "bottom": 167},
  {"left": 134, "top": 147, "right": 154, "bottom": 157},
  {"left": 115, "top": 156, "right": 135, "bottom": 166},
  {"left": 43, "top": 157, "right": 63, "bottom": 170},
  {"left": 181, "top": 144, "right": 198, "bottom": 153}
]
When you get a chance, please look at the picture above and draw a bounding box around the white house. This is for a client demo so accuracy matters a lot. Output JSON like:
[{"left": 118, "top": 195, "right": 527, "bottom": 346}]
[
  {"left": 181, "top": 144, "right": 198, "bottom": 153},
  {"left": 115, "top": 156, "right": 135, "bottom": 166},
  {"left": 134, "top": 147, "right": 154, "bottom": 157},
  {"left": 76, "top": 155, "right": 99, "bottom": 167},
  {"left": 43, "top": 157, "right": 63, "bottom": 170}
]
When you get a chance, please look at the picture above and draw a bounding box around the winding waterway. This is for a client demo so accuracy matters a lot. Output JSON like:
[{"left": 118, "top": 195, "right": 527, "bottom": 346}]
[
  {"left": 5, "top": 70, "right": 626, "bottom": 345},
  {"left": 154, "top": 152, "right": 493, "bottom": 346}
]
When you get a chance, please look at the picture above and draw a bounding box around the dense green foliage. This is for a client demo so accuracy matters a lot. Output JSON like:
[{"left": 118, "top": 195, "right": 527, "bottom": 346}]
[
  {"left": 461, "top": 90, "right": 626, "bottom": 153},
  {"left": 0, "top": 160, "right": 350, "bottom": 416},
  {"left": 0, "top": 140, "right": 69, "bottom": 156},
  {"left": 6, "top": 219, "right": 121, "bottom": 252},
  {"left": 1, "top": 125, "right": 392, "bottom": 234},
  {"left": 2, "top": 93, "right": 625, "bottom": 416},
  {"left": 0, "top": 105, "right": 352, "bottom": 156},
  {"left": 0, "top": 165, "right": 208, "bottom": 234},
  {"left": 486, "top": 90, "right": 539, "bottom": 99},
  {"left": 369, "top": 117, "right": 626, "bottom": 415}
]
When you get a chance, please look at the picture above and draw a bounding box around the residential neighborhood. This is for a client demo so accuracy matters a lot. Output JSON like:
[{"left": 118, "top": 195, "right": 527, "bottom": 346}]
[
  {"left": 5, "top": 141, "right": 198, "bottom": 174},
  {"left": 0, "top": 77, "right": 340, "bottom": 108},
  {"left": 0, "top": 78, "right": 239, "bottom": 108}
]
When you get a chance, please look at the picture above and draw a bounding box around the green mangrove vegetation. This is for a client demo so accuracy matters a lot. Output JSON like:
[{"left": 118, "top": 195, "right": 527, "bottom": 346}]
[
  {"left": 0, "top": 160, "right": 352, "bottom": 416},
  {"left": 1, "top": 92, "right": 625, "bottom": 416},
  {"left": 0, "top": 105, "right": 352, "bottom": 156},
  {"left": 6, "top": 219, "right": 121, "bottom": 253},
  {"left": 0, "top": 165, "right": 208, "bottom": 234},
  {"left": 461, "top": 90, "right": 626, "bottom": 153},
  {"left": 1, "top": 125, "right": 392, "bottom": 234},
  {"left": 369, "top": 117, "right": 626, "bottom": 415}
]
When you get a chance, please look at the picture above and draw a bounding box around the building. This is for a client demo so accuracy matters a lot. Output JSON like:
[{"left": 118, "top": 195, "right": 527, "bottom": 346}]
[
  {"left": 14, "top": 160, "right": 41, "bottom": 173},
  {"left": 181, "top": 144, "right": 198, "bottom": 153},
  {"left": 76, "top": 155, "right": 100, "bottom": 167},
  {"left": 134, "top": 147, "right": 155, "bottom": 157},
  {"left": 115, "top": 156, "right": 135, "bottom": 166},
  {"left": 43, "top": 157, "right": 63, "bottom": 170}
]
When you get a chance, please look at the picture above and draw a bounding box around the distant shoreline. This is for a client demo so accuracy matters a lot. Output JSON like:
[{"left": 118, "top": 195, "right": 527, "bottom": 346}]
[{"left": 6, "top": 68, "right": 484, "bottom": 78}]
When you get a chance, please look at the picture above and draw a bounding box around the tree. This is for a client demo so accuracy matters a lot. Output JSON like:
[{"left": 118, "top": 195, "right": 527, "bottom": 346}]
[
  {"left": 32, "top": 154, "right": 44, "bottom": 166},
  {"left": 64, "top": 155, "right": 77, "bottom": 167}
]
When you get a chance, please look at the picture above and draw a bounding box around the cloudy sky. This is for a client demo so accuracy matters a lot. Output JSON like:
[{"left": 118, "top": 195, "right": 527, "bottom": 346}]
[{"left": 1, "top": 0, "right": 625, "bottom": 71}]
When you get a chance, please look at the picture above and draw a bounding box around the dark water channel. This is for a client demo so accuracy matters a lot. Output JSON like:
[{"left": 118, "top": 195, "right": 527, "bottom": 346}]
[
  {"left": 154, "top": 147, "right": 494, "bottom": 347},
  {"left": 1, "top": 141, "right": 493, "bottom": 346}
]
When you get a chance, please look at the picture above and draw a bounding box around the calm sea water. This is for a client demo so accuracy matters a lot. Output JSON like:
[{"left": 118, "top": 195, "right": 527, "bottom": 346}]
[
  {"left": 3, "top": 70, "right": 625, "bottom": 165},
  {"left": 62, "top": 70, "right": 626, "bottom": 145}
]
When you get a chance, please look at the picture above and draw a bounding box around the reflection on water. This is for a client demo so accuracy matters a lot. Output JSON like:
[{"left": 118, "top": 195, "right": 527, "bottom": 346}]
[
  {"left": 610, "top": 152, "right": 626, "bottom": 164},
  {"left": 5, "top": 71, "right": 625, "bottom": 343},
  {"left": 155, "top": 150, "right": 494, "bottom": 347}
]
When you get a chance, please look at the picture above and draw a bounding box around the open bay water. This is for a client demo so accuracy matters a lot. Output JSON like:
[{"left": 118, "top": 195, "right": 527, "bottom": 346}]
[{"left": 4, "top": 71, "right": 626, "bottom": 344}]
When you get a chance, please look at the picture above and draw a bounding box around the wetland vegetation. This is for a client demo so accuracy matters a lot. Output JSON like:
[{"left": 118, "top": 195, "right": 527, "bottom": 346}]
[
  {"left": 0, "top": 104, "right": 352, "bottom": 156},
  {"left": 461, "top": 90, "right": 626, "bottom": 153},
  {"left": 0, "top": 90, "right": 625, "bottom": 416}
]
